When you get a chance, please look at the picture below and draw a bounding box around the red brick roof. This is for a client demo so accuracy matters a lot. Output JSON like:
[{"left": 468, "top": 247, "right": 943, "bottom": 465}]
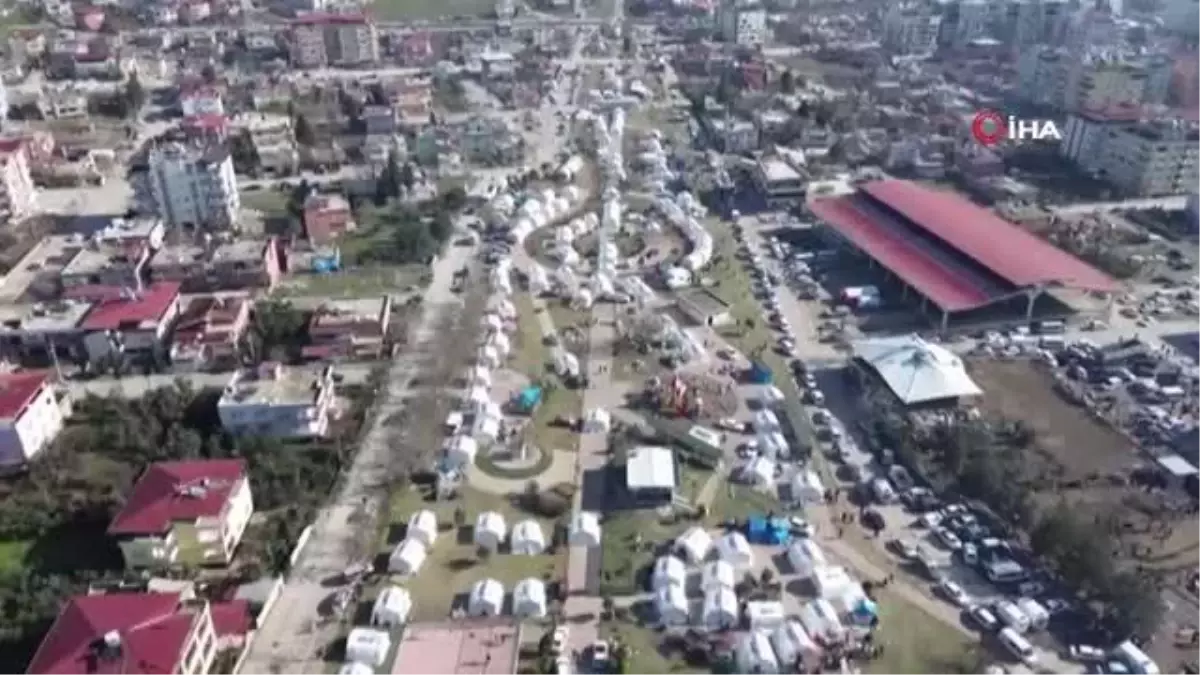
[
  {"left": 107, "top": 459, "right": 247, "bottom": 536},
  {"left": 0, "top": 370, "right": 51, "bottom": 422},
  {"left": 26, "top": 593, "right": 195, "bottom": 675},
  {"left": 77, "top": 282, "right": 181, "bottom": 332}
]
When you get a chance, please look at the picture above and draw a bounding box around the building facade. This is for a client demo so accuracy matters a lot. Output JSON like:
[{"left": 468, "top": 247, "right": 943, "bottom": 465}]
[
  {"left": 218, "top": 363, "right": 337, "bottom": 438},
  {"left": 146, "top": 143, "right": 241, "bottom": 229},
  {"left": 0, "top": 138, "right": 38, "bottom": 221},
  {"left": 882, "top": 3, "right": 941, "bottom": 55},
  {"left": 1061, "top": 110, "right": 1200, "bottom": 197},
  {"left": 289, "top": 13, "right": 380, "bottom": 68},
  {"left": 1018, "top": 47, "right": 1170, "bottom": 113},
  {"left": 0, "top": 370, "right": 67, "bottom": 469},
  {"left": 718, "top": 0, "right": 767, "bottom": 46}
]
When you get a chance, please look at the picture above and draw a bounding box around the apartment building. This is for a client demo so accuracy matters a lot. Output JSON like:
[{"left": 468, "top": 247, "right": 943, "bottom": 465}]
[
  {"left": 27, "top": 592, "right": 219, "bottom": 675},
  {"left": 0, "top": 137, "right": 38, "bottom": 220},
  {"left": 150, "top": 238, "right": 282, "bottom": 292},
  {"left": 1000, "top": 0, "right": 1068, "bottom": 49},
  {"left": 1019, "top": 48, "right": 1171, "bottom": 113},
  {"left": 170, "top": 293, "right": 251, "bottom": 371},
  {"left": 217, "top": 363, "right": 336, "bottom": 438},
  {"left": 108, "top": 459, "right": 254, "bottom": 568},
  {"left": 145, "top": 143, "right": 241, "bottom": 229},
  {"left": 72, "top": 281, "right": 183, "bottom": 362},
  {"left": 58, "top": 239, "right": 150, "bottom": 290},
  {"left": 717, "top": 2, "right": 768, "bottom": 46},
  {"left": 302, "top": 296, "right": 392, "bottom": 361},
  {"left": 882, "top": 3, "right": 941, "bottom": 55},
  {"left": 937, "top": 0, "right": 991, "bottom": 50},
  {"left": 289, "top": 13, "right": 379, "bottom": 69},
  {"left": 0, "top": 369, "right": 67, "bottom": 469},
  {"left": 1062, "top": 109, "right": 1200, "bottom": 197},
  {"left": 230, "top": 113, "right": 298, "bottom": 174}
]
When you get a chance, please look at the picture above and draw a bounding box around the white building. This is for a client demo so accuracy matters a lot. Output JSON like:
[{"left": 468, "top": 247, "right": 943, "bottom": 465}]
[
  {"left": 0, "top": 370, "right": 67, "bottom": 469},
  {"left": 146, "top": 142, "right": 241, "bottom": 228},
  {"left": 370, "top": 586, "right": 412, "bottom": 627},
  {"left": 513, "top": 577, "right": 547, "bottom": 619},
  {"left": 851, "top": 334, "right": 983, "bottom": 407},
  {"left": 217, "top": 363, "right": 337, "bottom": 438},
  {"left": 718, "top": 1, "right": 767, "bottom": 46},
  {"left": 0, "top": 139, "right": 38, "bottom": 221},
  {"left": 289, "top": 14, "right": 380, "bottom": 68},
  {"left": 345, "top": 628, "right": 391, "bottom": 668},
  {"left": 1061, "top": 110, "right": 1200, "bottom": 197},
  {"left": 511, "top": 519, "right": 547, "bottom": 556},
  {"left": 882, "top": 3, "right": 940, "bottom": 55}
]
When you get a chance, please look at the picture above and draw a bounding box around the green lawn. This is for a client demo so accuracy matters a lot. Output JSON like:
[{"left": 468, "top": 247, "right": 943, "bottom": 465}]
[
  {"left": 600, "top": 620, "right": 706, "bottom": 675},
  {"left": 527, "top": 386, "right": 582, "bottom": 454},
  {"left": 369, "top": 0, "right": 496, "bottom": 20},
  {"left": 0, "top": 539, "right": 29, "bottom": 576},
  {"left": 511, "top": 295, "right": 582, "bottom": 453},
  {"left": 863, "top": 589, "right": 980, "bottom": 674},
  {"left": 598, "top": 509, "right": 689, "bottom": 595},
  {"left": 274, "top": 266, "right": 427, "bottom": 299},
  {"left": 705, "top": 481, "right": 783, "bottom": 524},
  {"left": 240, "top": 188, "right": 291, "bottom": 216}
]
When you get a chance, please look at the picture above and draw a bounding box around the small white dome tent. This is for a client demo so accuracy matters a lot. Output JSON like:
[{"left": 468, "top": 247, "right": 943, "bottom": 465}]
[
  {"left": 468, "top": 578, "right": 505, "bottom": 617},
  {"left": 513, "top": 577, "right": 548, "bottom": 619},
  {"left": 797, "top": 598, "right": 845, "bottom": 644},
  {"left": 570, "top": 511, "right": 602, "bottom": 547},
  {"left": 345, "top": 627, "right": 391, "bottom": 668},
  {"left": 651, "top": 555, "right": 686, "bottom": 591},
  {"left": 474, "top": 511, "right": 508, "bottom": 551},
  {"left": 406, "top": 510, "right": 438, "bottom": 548},
  {"left": 813, "top": 565, "right": 853, "bottom": 600},
  {"left": 470, "top": 365, "right": 492, "bottom": 389},
  {"left": 743, "top": 456, "right": 776, "bottom": 487},
  {"left": 675, "top": 526, "right": 713, "bottom": 564},
  {"left": 716, "top": 531, "right": 754, "bottom": 568},
  {"left": 371, "top": 586, "right": 412, "bottom": 627},
  {"left": 770, "top": 621, "right": 822, "bottom": 670},
  {"left": 388, "top": 538, "right": 427, "bottom": 576},
  {"left": 736, "top": 631, "right": 780, "bottom": 675},
  {"left": 654, "top": 585, "right": 689, "bottom": 626},
  {"left": 752, "top": 409, "right": 780, "bottom": 433},
  {"left": 787, "top": 539, "right": 828, "bottom": 578},
  {"left": 511, "top": 519, "right": 547, "bottom": 556},
  {"left": 583, "top": 408, "right": 611, "bottom": 433},
  {"left": 701, "top": 560, "right": 735, "bottom": 592},
  {"left": 445, "top": 434, "right": 479, "bottom": 467},
  {"left": 702, "top": 586, "right": 738, "bottom": 631},
  {"left": 791, "top": 470, "right": 825, "bottom": 504}
]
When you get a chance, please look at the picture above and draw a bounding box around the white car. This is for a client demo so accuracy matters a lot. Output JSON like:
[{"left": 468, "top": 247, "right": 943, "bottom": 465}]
[
  {"left": 936, "top": 578, "right": 971, "bottom": 607},
  {"left": 717, "top": 418, "right": 745, "bottom": 433},
  {"left": 590, "top": 640, "right": 610, "bottom": 667},
  {"left": 918, "top": 512, "right": 943, "bottom": 529},
  {"left": 935, "top": 526, "right": 963, "bottom": 551},
  {"left": 789, "top": 516, "right": 814, "bottom": 537}
]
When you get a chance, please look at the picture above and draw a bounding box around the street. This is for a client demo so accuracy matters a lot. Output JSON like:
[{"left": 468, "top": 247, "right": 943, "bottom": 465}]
[{"left": 62, "top": 362, "right": 377, "bottom": 399}]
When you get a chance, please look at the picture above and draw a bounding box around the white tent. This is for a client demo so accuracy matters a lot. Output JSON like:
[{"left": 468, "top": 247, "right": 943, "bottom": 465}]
[
  {"left": 337, "top": 663, "right": 373, "bottom": 675},
  {"left": 476, "top": 345, "right": 501, "bottom": 368},
  {"left": 813, "top": 565, "right": 854, "bottom": 600},
  {"left": 487, "top": 332, "right": 511, "bottom": 357},
  {"left": 744, "top": 457, "right": 776, "bottom": 487},
  {"left": 573, "top": 287, "right": 594, "bottom": 310},
  {"left": 570, "top": 511, "right": 602, "bottom": 547},
  {"left": 529, "top": 266, "right": 550, "bottom": 294},
  {"left": 676, "top": 526, "right": 713, "bottom": 564},
  {"left": 371, "top": 585, "right": 412, "bottom": 627},
  {"left": 652, "top": 555, "right": 687, "bottom": 591},
  {"left": 388, "top": 538, "right": 427, "bottom": 576},
  {"left": 406, "top": 510, "right": 438, "bottom": 548},
  {"left": 474, "top": 511, "right": 508, "bottom": 551},
  {"left": 482, "top": 313, "right": 504, "bottom": 334},
  {"left": 492, "top": 298, "right": 516, "bottom": 320},
  {"left": 797, "top": 598, "right": 845, "bottom": 643},
  {"left": 654, "top": 585, "right": 689, "bottom": 626},
  {"left": 736, "top": 631, "right": 780, "bottom": 675},
  {"left": 583, "top": 408, "right": 611, "bottom": 433},
  {"left": 791, "top": 470, "right": 825, "bottom": 504},
  {"left": 701, "top": 560, "right": 735, "bottom": 592},
  {"left": 715, "top": 531, "right": 754, "bottom": 568},
  {"left": 787, "top": 539, "right": 828, "bottom": 578},
  {"left": 758, "top": 386, "right": 785, "bottom": 406},
  {"left": 511, "top": 519, "right": 547, "bottom": 556},
  {"left": 770, "top": 621, "right": 822, "bottom": 670},
  {"left": 465, "top": 385, "right": 491, "bottom": 413},
  {"left": 752, "top": 409, "right": 781, "bottom": 433},
  {"left": 745, "top": 600, "right": 786, "bottom": 631},
  {"left": 702, "top": 587, "right": 738, "bottom": 631},
  {"left": 755, "top": 432, "right": 788, "bottom": 460},
  {"left": 473, "top": 414, "right": 501, "bottom": 443},
  {"left": 851, "top": 334, "right": 983, "bottom": 405},
  {"left": 445, "top": 434, "right": 478, "bottom": 467},
  {"left": 831, "top": 582, "right": 869, "bottom": 617},
  {"left": 513, "top": 577, "right": 548, "bottom": 619},
  {"left": 345, "top": 627, "right": 391, "bottom": 668},
  {"left": 470, "top": 366, "right": 492, "bottom": 389},
  {"left": 468, "top": 578, "right": 505, "bottom": 617}
]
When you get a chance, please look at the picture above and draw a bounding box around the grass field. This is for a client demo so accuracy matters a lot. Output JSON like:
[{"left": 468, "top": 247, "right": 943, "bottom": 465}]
[
  {"left": 512, "top": 295, "right": 583, "bottom": 453},
  {"left": 275, "top": 266, "right": 427, "bottom": 299},
  {"left": 863, "top": 589, "right": 979, "bottom": 674},
  {"left": 0, "top": 539, "right": 29, "bottom": 576},
  {"left": 598, "top": 509, "right": 691, "bottom": 595},
  {"left": 369, "top": 0, "right": 495, "bottom": 20},
  {"left": 599, "top": 620, "right": 707, "bottom": 675}
]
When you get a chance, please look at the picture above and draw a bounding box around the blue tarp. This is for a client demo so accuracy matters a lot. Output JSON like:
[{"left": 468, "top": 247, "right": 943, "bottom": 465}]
[
  {"left": 748, "top": 361, "right": 773, "bottom": 385},
  {"left": 850, "top": 597, "right": 878, "bottom": 625},
  {"left": 514, "top": 386, "right": 543, "bottom": 412},
  {"left": 746, "top": 515, "right": 790, "bottom": 545}
]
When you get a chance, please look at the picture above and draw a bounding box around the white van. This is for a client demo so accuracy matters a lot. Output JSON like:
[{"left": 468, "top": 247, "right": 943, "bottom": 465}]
[
  {"left": 994, "top": 600, "right": 1031, "bottom": 633},
  {"left": 999, "top": 627, "right": 1038, "bottom": 666}
]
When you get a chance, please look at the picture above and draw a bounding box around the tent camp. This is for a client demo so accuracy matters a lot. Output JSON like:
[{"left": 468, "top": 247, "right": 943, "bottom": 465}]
[
  {"left": 445, "top": 434, "right": 479, "bottom": 467},
  {"left": 743, "top": 457, "right": 777, "bottom": 487},
  {"left": 770, "top": 621, "right": 822, "bottom": 670},
  {"left": 652, "top": 555, "right": 687, "bottom": 591},
  {"left": 752, "top": 409, "right": 781, "bottom": 433},
  {"left": 465, "top": 386, "right": 491, "bottom": 414},
  {"left": 511, "top": 520, "right": 547, "bottom": 556},
  {"left": 583, "top": 408, "right": 611, "bottom": 433},
  {"left": 345, "top": 628, "right": 391, "bottom": 668},
  {"left": 787, "top": 539, "right": 828, "bottom": 578},
  {"left": 745, "top": 600, "right": 786, "bottom": 632},
  {"left": 655, "top": 585, "right": 689, "bottom": 626},
  {"left": 736, "top": 631, "right": 780, "bottom": 675},
  {"left": 702, "top": 587, "right": 738, "bottom": 631},
  {"left": 406, "top": 510, "right": 438, "bottom": 548},
  {"left": 756, "top": 432, "right": 788, "bottom": 460},
  {"left": 476, "top": 345, "right": 501, "bottom": 368},
  {"left": 676, "top": 526, "right": 713, "bottom": 564},
  {"left": 337, "top": 663, "right": 373, "bottom": 675},
  {"left": 716, "top": 531, "right": 754, "bottom": 568},
  {"left": 474, "top": 511, "right": 508, "bottom": 551},
  {"left": 570, "top": 511, "right": 602, "bottom": 547},
  {"left": 473, "top": 410, "right": 502, "bottom": 444},
  {"left": 371, "top": 586, "right": 412, "bottom": 628},
  {"left": 851, "top": 334, "right": 983, "bottom": 406},
  {"left": 758, "top": 386, "right": 785, "bottom": 407},
  {"left": 797, "top": 599, "right": 845, "bottom": 644},
  {"left": 470, "top": 366, "right": 492, "bottom": 389},
  {"left": 513, "top": 577, "right": 548, "bottom": 619},
  {"left": 701, "top": 560, "right": 735, "bottom": 592},
  {"left": 791, "top": 470, "right": 825, "bottom": 504},
  {"left": 468, "top": 578, "right": 505, "bottom": 617},
  {"left": 388, "top": 538, "right": 428, "bottom": 576},
  {"left": 487, "top": 331, "right": 511, "bottom": 357},
  {"left": 813, "top": 565, "right": 854, "bottom": 600}
]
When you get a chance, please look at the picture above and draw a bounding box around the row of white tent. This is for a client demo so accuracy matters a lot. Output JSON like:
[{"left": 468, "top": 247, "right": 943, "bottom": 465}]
[
  {"left": 656, "top": 192, "right": 713, "bottom": 272},
  {"left": 388, "top": 511, "right": 548, "bottom": 577},
  {"left": 466, "top": 577, "right": 549, "bottom": 618},
  {"left": 674, "top": 527, "right": 755, "bottom": 567}
]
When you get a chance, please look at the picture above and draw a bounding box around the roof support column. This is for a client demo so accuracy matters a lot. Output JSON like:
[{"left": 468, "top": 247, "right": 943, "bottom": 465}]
[
  {"left": 1025, "top": 289, "right": 1042, "bottom": 322},
  {"left": 941, "top": 311, "right": 949, "bottom": 333}
]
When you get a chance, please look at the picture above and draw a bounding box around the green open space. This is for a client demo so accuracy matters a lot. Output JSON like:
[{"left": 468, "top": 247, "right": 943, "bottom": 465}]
[
  {"left": 369, "top": 0, "right": 496, "bottom": 20},
  {"left": 512, "top": 295, "right": 583, "bottom": 454},
  {"left": 240, "top": 188, "right": 291, "bottom": 216},
  {"left": 598, "top": 508, "right": 689, "bottom": 596},
  {"left": 863, "top": 589, "right": 979, "bottom": 674},
  {"left": 0, "top": 539, "right": 30, "bottom": 577},
  {"left": 385, "top": 485, "right": 567, "bottom": 620},
  {"left": 599, "top": 620, "right": 707, "bottom": 675},
  {"left": 274, "top": 265, "right": 427, "bottom": 299}
]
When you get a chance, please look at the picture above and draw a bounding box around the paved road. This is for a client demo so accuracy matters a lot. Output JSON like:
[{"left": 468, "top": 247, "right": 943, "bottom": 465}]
[
  {"left": 237, "top": 244, "right": 473, "bottom": 674},
  {"left": 64, "top": 363, "right": 375, "bottom": 399},
  {"left": 1051, "top": 196, "right": 1189, "bottom": 215}
]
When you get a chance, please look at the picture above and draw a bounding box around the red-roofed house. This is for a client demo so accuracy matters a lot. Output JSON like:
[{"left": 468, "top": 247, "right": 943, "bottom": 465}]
[
  {"left": 26, "top": 592, "right": 218, "bottom": 675},
  {"left": 0, "top": 370, "right": 67, "bottom": 469},
  {"left": 75, "top": 282, "right": 182, "bottom": 362},
  {"left": 170, "top": 294, "right": 251, "bottom": 372},
  {"left": 108, "top": 459, "right": 254, "bottom": 568}
]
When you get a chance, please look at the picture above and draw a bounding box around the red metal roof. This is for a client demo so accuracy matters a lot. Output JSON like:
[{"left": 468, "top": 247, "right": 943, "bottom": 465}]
[
  {"left": 78, "top": 282, "right": 181, "bottom": 332},
  {"left": 859, "top": 180, "right": 1117, "bottom": 293},
  {"left": 209, "top": 600, "right": 252, "bottom": 639},
  {"left": 107, "top": 459, "right": 247, "bottom": 536},
  {"left": 808, "top": 195, "right": 1001, "bottom": 312},
  {"left": 0, "top": 369, "right": 51, "bottom": 422},
  {"left": 26, "top": 593, "right": 195, "bottom": 675}
]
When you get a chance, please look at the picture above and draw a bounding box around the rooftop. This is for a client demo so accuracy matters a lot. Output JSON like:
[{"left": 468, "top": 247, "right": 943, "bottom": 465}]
[
  {"left": 0, "top": 369, "right": 51, "bottom": 422},
  {"left": 173, "top": 293, "right": 250, "bottom": 348},
  {"left": 0, "top": 301, "right": 93, "bottom": 335},
  {"left": 60, "top": 242, "right": 146, "bottom": 279},
  {"left": 26, "top": 592, "right": 197, "bottom": 675},
  {"left": 290, "top": 11, "right": 370, "bottom": 25},
  {"left": 392, "top": 619, "right": 521, "bottom": 675},
  {"left": 852, "top": 334, "right": 982, "bottom": 405},
  {"left": 759, "top": 157, "right": 803, "bottom": 183},
  {"left": 626, "top": 446, "right": 677, "bottom": 491},
  {"left": 211, "top": 239, "right": 269, "bottom": 266},
  {"left": 150, "top": 243, "right": 208, "bottom": 268},
  {"left": 220, "top": 363, "right": 331, "bottom": 408},
  {"left": 310, "top": 297, "right": 389, "bottom": 333},
  {"left": 77, "top": 282, "right": 182, "bottom": 331},
  {"left": 107, "top": 459, "right": 248, "bottom": 536}
]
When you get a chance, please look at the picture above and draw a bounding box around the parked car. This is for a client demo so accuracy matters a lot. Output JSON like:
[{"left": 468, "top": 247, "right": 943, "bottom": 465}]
[
  {"left": 935, "top": 578, "right": 971, "bottom": 607},
  {"left": 935, "top": 526, "right": 963, "bottom": 551},
  {"left": 888, "top": 538, "right": 919, "bottom": 560},
  {"left": 967, "top": 603, "right": 1000, "bottom": 632}
]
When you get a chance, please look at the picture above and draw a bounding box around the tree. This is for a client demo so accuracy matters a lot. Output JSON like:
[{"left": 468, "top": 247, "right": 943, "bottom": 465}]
[
  {"left": 200, "top": 64, "right": 217, "bottom": 84},
  {"left": 124, "top": 72, "right": 145, "bottom": 116},
  {"left": 246, "top": 299, "right": 306, "bottom": 363},
  {"left": 230, "top": 132, "right": 261, "bottom": 175},
  {"left": 1103, "top": 571, "right": 1164, "bottom": 641},
  {"left": 779, "top": 69, "right": 794, "bottom": 94},
  {"left": 293, "top": 113, "right": 315, "bottom": 147},
  {"left": 399, "top": 162, "right": 416, "bottom": 193}
]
